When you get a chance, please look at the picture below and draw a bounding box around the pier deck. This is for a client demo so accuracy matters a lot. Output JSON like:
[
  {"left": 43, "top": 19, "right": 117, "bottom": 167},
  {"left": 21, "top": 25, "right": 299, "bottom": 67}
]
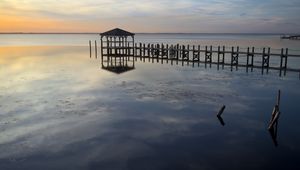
[{"left": 133, "top": 43, "right": 300, "bottom": 77}]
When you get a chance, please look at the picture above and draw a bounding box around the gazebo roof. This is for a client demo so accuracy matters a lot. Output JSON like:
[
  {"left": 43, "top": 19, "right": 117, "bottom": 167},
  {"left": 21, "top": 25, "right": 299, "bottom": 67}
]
[{"left": 100, "top": 28, "right": 135, "bottom": 37}]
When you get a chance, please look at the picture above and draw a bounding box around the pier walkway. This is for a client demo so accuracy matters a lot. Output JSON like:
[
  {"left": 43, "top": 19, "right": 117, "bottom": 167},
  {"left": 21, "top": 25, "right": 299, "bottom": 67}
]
[{"left": 133, "top": 43, "right": 300, "bottom": 77}]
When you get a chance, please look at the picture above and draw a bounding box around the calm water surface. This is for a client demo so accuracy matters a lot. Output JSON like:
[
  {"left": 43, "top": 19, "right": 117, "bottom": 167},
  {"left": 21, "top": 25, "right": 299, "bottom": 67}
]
[{"left": 0, "top": 34, "right": 300, "bottom": 170}]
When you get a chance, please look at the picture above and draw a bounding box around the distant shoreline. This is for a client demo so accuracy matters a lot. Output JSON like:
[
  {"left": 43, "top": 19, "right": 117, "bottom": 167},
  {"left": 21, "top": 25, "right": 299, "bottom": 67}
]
[
  {"left": 0, "top": 32, "right": 100, "bottom": 34},
  {"left": 0, "top": 32, "right": 294, "bottom": 35}
]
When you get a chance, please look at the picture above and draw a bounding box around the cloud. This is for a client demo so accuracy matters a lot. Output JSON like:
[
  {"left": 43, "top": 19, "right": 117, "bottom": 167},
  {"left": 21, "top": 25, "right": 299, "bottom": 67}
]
[{"left": 0, "top": 0, "right": 300, "bottom": 33}]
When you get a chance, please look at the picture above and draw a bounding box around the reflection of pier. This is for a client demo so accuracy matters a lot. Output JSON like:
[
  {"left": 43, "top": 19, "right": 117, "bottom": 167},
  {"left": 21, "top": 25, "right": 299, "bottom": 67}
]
[
  {"left": 134, "top": 43, "right": 300, "bottom": 77},
  {"left": 99, "top": 28, "right": 135, "bottom": 74},
  {"left": 101, "top": 55, "right": 135, "bottom": 74}
]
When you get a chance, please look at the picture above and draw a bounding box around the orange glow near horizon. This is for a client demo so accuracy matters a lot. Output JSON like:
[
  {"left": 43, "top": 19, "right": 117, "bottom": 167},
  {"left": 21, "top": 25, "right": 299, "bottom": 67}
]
[
  {"left": 0, "top": 0, "right": 299, "bottom": 33},
  {"left": 1, "top": 16, "right": 57, "bottom": 32},
  {"left": 0, "top": 15, "right": 106, "bottom": 33}
]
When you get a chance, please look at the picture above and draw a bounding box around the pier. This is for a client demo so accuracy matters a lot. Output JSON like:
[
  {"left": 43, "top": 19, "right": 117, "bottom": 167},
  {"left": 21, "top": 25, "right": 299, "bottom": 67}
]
[
  {"left": 133, "top": 43, "right": 300, "bottom": 77},
  {"left": 281, "top": 35, "right": 300, "bottom": 40},
  {"left": 91, "top": 28, "right": 300, "bottom": 77}
]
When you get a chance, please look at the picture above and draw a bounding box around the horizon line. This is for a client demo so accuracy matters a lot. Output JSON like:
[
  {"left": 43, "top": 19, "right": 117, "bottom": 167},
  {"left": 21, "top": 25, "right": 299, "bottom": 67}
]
[{"left": 1, "top": 32, "right": 299, "bottom": 35}]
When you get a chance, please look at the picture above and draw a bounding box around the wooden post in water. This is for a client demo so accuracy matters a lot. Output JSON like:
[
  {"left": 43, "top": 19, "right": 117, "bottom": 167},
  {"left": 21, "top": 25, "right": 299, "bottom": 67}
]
[
  {"left": 236, "top": 46, "right": 239, "bottom": 70},
  {"left": 89, "top": 40, "right": 92, "bottom": 58},
  {"left": 95, "top": 40, "right": 97, "bottom": 59},
  {"left": 127, "top": 39, "right": 130, "bottom": 59},
  {"left": 181, "top": 45, "right": 184, "bottom": 66},
  {"left": 161, "top": 43, "right": 164, "bottom": 64},
  {"left": 187, "top": 45, "right": 190, "bottom": 66},
  {"left": 205, "top": 45, "right": 213, "bottom": 68},
  {"left": 100, "top": 37, "right": 103, "bottom": 64},
  {"left": 284, "top": 48, "right": 288, "bottom": 76},
  {"left": 198, "top": 45, "right": 201, "bottom": 67},
  {"left": 143, "top": 43, "right": 145, "bottom": 62},
  {"left": 170, "top": 45, "right": 173, "bottom": 65},
  {"left": 217, "top": 105, "right": 226, "bottom": 117},
  {"left": 268, "top": 111, "right": 280, "bottom": 130},
  {"left": 230, "top": 46, "right": 239, "bottom": 71},
  {"left": 262, "top": 48, "right": 265, "bottom": 75},
  {"left": 192, "top": 45, "right": 195, "bottom": 67},
  {"left": 246, "top": 47, "right": 249, "bottom": 72},
  {"left": 209, "top": 46, "right": 212, "bottom": 68},
  {"left": 139, "top": 43, "right": 142, "bottom": 58},
  {"left": 262, "top": 47, "right": 270, "bottom": 74},
  {"left": 106, "top": 37, "right": 110, "bottom": 65},
  {"left": 176, "top": 44, "right": 179, "bottom": 65},
  {"left": 267, "top": 48, "right": 270, "bottom": 73},
  {"left": 143, "top": 43, "right": 146, "bottom": 56},
  {"left": 246, "top": 47, "right": 254, "bottom": 72},
  {"left": 166, "top": 44, "right": 169, "bottom": 64},
  {"left": 156, "top": 44, "right": 160, "bottom": 63},
  {"left": 205, "top": 46, "right": 208, "bottom": 68},
  {"left": 148, "top": 44, "right": 151, "bottom": 62},
  {"left": 231, "top": 47, "right": 234, "bottom": 71},
  {"left": 134, "top": 43, "right": 137, "bottom": 61},
  {"left": 276, "top": 89, "right": 281, "bottom": 109},
  {"left": 217, "top": 46, "right": 220, "bottom": 70},
  {"left": 151, "top": 44, "right": 154, "bottom": 63},
  {"left": 251, "top": 47, "right": 254, "bottom": 72},
  {"left": 231, "top": 47, "right": 236, "bottom": 71},
  {"left": 221, "top": 46, "right": 225, "bottom": 69},
  {"left": 268, "top": 90, "right": 281, "bottom": 130},
  {"left": 280, "top": 48, "right": 284, "bottom": 76}
]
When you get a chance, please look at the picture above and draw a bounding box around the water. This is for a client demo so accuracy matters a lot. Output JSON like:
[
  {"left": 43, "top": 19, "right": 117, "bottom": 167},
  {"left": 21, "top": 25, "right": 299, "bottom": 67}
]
[
  {"left": 1, "top": 33, "right": 300, "bottom": 49},
  {"left": 0, "top": 34, "right": 300, "bottom": 170}
]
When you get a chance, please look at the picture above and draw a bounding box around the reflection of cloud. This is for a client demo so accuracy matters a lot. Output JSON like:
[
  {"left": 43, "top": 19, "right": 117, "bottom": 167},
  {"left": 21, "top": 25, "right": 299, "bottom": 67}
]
[
  {"left": 240, "top": 13, "right": 247, "bottom": 16},
  {"left": 110, "top": 74, "right": 250, "bottom": 113},
  {"left": 1, "top": 46, "right": 300, "bottom": 169}
]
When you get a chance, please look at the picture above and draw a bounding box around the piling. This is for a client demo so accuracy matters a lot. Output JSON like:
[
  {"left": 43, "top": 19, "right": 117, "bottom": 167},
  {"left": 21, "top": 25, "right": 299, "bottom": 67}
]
[
  {"left": 217, "top": 105, "right": 226, "bottom": 117},
  {"left": 95, "top": 40, "right": 97, "bottom": 59},
  {"left": 89, "top": 40, "right": 92, "bottom": 58},
  {"left": 205, "top": 46, "right": 212, "bottom": 68},
  {"left": 268, "top": 90, "right": 281, "bottom": 130},
  {"left": 268, "top": 111, "right": 280, "bottom": 130},
  {"left": 231, "top": 46, "right": 239, "bottom": 71},
  {"left": 284, "top": 48, "right": 288, "bottom": 76},
  {"left": 276, "top": 90, "right": 281, "bottom": 109},
  {"left": 122, "top": 42, "right": 300, "bottom": 77},
  {"left": 217, "top": 116, "right": 225, "bottom": 126},
  {"left": 217, "top": 46, "right": 220, "bottom": 70}
]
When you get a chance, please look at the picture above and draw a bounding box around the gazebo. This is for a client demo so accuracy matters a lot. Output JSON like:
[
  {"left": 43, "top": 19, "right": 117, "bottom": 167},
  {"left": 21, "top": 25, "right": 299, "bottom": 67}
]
[{"left": 100, "top": 28, "right": 135, "bottom": 74}]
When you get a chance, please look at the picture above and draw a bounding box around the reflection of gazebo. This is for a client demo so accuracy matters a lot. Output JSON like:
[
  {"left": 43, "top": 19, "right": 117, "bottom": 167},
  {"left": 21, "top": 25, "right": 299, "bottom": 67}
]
[{"left": 100, "top": 28, "right": 135, "bottom": 74}]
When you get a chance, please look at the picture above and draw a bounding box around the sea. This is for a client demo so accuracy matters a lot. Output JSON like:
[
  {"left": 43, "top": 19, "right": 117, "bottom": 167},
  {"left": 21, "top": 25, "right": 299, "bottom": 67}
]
[{"left": 0, "top": 33, "right": 300, "bottom": 170}]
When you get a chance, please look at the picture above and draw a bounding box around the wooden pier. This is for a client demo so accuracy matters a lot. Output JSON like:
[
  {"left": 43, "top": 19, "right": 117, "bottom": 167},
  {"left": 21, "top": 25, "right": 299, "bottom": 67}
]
[
  {"left": 281, "top": 35, "right": 300, "bottom": 40},
  {"left": 133, "top": 43, "right": 300, "bottom": 77},
  {"left": 94, "top": 28, "right": 300, "bottom": 76}
]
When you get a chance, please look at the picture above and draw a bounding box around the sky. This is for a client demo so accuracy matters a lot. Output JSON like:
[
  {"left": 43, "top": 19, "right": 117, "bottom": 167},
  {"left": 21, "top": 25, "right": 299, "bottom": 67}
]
[{"left": 0, "top": 0, "right": 300, "bottom": 33}]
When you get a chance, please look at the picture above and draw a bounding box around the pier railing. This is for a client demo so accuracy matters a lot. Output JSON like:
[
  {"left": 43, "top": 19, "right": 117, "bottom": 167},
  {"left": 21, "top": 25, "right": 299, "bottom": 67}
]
[
  {"left": 89, "top": 40, "right": 300, "bottom": 77},
  {"left": 134, "top": 43, "right": 300, "bottom": 77}
]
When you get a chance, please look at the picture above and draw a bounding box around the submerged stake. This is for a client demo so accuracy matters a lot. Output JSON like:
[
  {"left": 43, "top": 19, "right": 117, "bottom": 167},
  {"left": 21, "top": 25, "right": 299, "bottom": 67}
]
[
  {"left": 217, "top": 105, "right": 226, "bottom": 117},
  {"left": 268, "top": 111, "right": 280, "bottom": 130},
  {"left": 89, "top": 40, "right": 92, "bottom": 58},
  {"left": 276, "top": 90, "right": 281, "bottom": 109}
]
